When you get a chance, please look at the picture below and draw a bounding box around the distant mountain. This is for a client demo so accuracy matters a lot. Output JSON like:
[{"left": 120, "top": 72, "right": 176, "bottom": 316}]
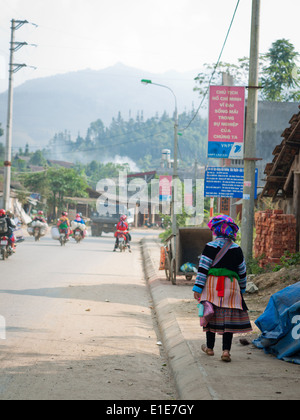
[{"left": 0, "top": 63, "right": 202, "bottom": 149}]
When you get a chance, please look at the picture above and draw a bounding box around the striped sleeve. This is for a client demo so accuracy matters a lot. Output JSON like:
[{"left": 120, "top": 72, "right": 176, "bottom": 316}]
[
  {"left": 236, "top": 248, "right": 247, "bottom": 292},
  {"left": 192, "top": 245, "right": 213, "bottom": 293}
]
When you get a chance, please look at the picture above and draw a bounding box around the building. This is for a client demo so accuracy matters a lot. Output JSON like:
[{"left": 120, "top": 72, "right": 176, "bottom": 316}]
[{"left": 260, "top": 104, "right": 300, "bottom": 250}]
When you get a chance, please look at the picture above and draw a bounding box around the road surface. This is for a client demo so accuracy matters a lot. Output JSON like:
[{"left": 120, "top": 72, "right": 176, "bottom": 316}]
[{"left": 0, "top": 230, "right": 177, "bottom": 400}]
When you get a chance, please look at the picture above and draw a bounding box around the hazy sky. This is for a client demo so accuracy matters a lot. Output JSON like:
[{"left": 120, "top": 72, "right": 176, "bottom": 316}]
[{"left": 0, "top": 0, "right": 300, "bottom": 93}]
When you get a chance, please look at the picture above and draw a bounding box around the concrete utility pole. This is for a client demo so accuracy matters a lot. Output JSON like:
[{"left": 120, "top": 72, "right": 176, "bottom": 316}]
[
  {"left": 3, "top": 19, "right": 36, "bottom": 210},
  {"left": 172, "top": 100, "right": 179, "bottom": 237},
  {"left": 241, "top": 0, "right": 260, "bottom": 263}
]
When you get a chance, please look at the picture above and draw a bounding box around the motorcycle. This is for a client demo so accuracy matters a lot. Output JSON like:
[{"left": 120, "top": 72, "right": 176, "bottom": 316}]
[
  {"left": 73, "top": 228, "right": 83, "bottom": 243},
  {"left": 28, "top": 221, "right": 48, "bottom": 241},
  {"left": 116, "top": 231, "right": 131, "bottom": 252},
  {"left": 118, "top": 233, "right": 126, "bottom": 252},
  {"left": 59, "top": 232, "right": 67, "bottom": 246},
  {"left": 0, "top": 236, "right": 14, "bottom": 260},
  {"left": 33, "top": 226, "right": 42, "bottom": 242}
]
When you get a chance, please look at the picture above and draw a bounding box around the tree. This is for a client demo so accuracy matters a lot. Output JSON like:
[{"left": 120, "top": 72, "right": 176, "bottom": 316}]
[
  {"left": 86, "top": 119, "right": 105, "bottom": 143},
  {"left": 29, "top": 150, "right": 48, "bottom": 167},
  {"left": 21, "top": 167, "right": 89, "bottom": 217},
  {"left": 25, "top": 143, "right": 29, "bottom": 156},
  {"left": 194, "top": 39, "right": 300, "bottom": 103},
  {"left": 0, "top": 143, "right": 4, "bottom": 161},
  {"left": 21, "top": 170, "right": 49, "bottom": 199},
  {"left": 260, "top": 39, "right": 300, "bottom": 101},
  {"left": 47, "top": 167, "right": 88, "bottom": 215},
  {"left": 194, "top": 60, "right": 249, "bottom": 100},
  {"left": 44, "top": 109, "right": 209, "bottom": 172}
]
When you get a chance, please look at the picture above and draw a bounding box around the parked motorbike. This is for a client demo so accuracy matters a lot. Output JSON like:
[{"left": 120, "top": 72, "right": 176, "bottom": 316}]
[{"left": 0, "top": 236, "right": 14, "bottom": 260}]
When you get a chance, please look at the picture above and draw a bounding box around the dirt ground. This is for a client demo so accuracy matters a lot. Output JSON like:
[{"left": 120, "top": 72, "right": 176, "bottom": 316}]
[{"left": 245, "top": 264, "right": 300, "bottom": 321}]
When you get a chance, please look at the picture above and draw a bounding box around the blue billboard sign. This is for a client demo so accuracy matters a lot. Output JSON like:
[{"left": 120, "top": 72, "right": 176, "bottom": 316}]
[{"left": 204, "top": 167, "right": 258, "bottom": 199}]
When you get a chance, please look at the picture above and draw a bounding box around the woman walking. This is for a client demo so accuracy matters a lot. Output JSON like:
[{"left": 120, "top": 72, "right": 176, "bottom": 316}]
[{"left": 193, "top": 215, "right": 252, "bottom": 362}]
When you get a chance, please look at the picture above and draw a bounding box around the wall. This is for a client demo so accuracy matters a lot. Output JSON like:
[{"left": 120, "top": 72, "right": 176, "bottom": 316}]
[{"left": 254, "top": 209, "right": 296, "bottom": 267}]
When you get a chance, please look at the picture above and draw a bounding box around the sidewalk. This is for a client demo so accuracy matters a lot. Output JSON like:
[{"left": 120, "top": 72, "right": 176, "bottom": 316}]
[{"left": 140, "top": 236, "right": 300, "bottom": 401}]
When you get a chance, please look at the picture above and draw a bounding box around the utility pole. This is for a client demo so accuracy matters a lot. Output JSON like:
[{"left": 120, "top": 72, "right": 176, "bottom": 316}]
[
  {"left": 241, "top": 0, "right": 260, "bottom": 263},
  {"left": 3, "top": 19, "right": 37, "bottom": 210},
  {"left": 172, "top": 103, "right": 178, "bottom": 238}
]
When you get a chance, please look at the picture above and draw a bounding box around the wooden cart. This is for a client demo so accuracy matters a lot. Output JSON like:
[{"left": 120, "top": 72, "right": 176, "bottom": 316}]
[{"left": 164, "top": 227, "right": 212, "bottom": 285}]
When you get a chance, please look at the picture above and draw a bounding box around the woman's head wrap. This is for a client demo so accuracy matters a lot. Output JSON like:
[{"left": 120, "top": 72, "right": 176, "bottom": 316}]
[{"left": 208, "top": 214, "right": 239, "bottom": 240}]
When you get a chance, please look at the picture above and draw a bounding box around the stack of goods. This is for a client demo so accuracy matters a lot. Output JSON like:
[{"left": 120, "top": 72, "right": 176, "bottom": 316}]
[
  {"left": 254, "top": 209, "right": 296, "bottom": 267},
  {"left": 28, "top": 220, "right": 48, "bottom": 237},
  {"left": 71, "top": 220, "right": 86, "bottom": 231}
]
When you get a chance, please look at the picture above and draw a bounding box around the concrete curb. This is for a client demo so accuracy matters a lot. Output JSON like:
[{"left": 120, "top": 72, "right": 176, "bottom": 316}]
[{"left": 140, "top": 238, "right": 215, "bottom": 400}]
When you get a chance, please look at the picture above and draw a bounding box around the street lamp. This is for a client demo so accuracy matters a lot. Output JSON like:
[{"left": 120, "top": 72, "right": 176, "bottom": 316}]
[{"left": 141, "top": 79, "right": 179, "bottom": 248}]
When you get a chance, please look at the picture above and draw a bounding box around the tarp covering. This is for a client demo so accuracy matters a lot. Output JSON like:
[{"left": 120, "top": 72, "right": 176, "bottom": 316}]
[{"left": 252, "top": 282, "right": 300, "bottom": 364}]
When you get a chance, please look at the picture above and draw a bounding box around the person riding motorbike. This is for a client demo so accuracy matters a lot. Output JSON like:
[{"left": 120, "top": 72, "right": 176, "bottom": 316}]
[
  {"left": 0, "top": 209, "right": 16, "bottom": 251},
  {"left": 31, "top": 210, "right": 48, "bottom": 239},
  {"left": 57, "top": 212, "right": 70, "bottom": 240},
  {"left": 72, "top": 213, "right": 86, "bottom": 239},
  {"left": 113, "top": 215, "right": 131, "bottom": 252},
  {"left": 33, "top": 210, "right": 47, "bottom": 224}
]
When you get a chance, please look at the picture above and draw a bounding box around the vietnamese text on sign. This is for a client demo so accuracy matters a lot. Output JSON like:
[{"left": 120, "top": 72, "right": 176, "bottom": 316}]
[{"left": 208, "top": 86, "right": 245, "bottom": 159}]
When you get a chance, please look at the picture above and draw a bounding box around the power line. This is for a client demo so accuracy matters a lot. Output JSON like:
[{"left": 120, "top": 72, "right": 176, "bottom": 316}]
[
  {"left": 180, "top": 0, "right": 241, "bottom": 132},
  {"left": 44, "top": 130, "right": 170, "bottom": 156}
]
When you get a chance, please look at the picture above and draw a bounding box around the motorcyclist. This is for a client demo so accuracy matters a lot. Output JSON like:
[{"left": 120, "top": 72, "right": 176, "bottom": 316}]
[
  {"left": 113, "top": 215, "right": 131, "bottom": 252},
  {"left": 0, "top": 209, "right": 16, "bottom": 251},
  {"left": 57, "top": 211, "right": 70, "bottom": 240},
  {"left": 33, "top": 210, "right": 47, "bottom": 224},
  {"left": 74, "top": 213, "right": 85, "bottom": 225},
  {"left": 72, "top": 213, "right": 86, "bottom": 238},
  {"left": 31, "top": 210, "right": 48, "bottom": 238}
]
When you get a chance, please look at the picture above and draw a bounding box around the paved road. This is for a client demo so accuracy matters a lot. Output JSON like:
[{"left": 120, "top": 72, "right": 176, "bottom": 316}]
[{"left": 0, "top": 230, "right": 177, "bottom": 400}]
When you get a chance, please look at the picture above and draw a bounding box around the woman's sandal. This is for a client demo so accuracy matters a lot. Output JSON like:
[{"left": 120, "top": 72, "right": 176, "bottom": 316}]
[
  {"left": 201, "top": 344, "right": 214, "bottom": 356},
  {"left": 221, "top": 351, "right": 231, "bottom": 362}
]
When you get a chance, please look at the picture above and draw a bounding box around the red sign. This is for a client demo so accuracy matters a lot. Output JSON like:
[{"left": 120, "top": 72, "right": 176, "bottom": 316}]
[
  {"left": 208, "top": 86, "right": 245, "bottom": 159},
  {"left": 159, "top": 176, "right": 172, "bottom": 201}
]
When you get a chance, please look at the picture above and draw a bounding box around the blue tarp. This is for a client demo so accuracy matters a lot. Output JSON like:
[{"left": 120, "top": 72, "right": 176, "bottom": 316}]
[{"left": 252, "top": 282, "right": 300, "bottom": 364}]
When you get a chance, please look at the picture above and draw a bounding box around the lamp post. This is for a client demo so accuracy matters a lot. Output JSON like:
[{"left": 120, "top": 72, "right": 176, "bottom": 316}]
[{"left": 141, "top": 79, "right": 179, "bottom": 243}]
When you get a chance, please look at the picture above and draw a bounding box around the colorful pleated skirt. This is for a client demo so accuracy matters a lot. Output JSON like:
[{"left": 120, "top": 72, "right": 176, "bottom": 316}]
[
  {"left": 200, "top": 275, "right": 252, "bottom": 334},
  {"left": 203, "top": 305, "right": 252, "bottom": 334}
]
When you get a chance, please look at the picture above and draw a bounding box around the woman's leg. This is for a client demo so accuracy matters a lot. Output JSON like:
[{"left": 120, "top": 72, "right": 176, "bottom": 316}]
[
  {"left": 206, "top": 331, "right": 216, "bottom": 350},
  {"left": 222, "top": 332, "right": 233, "bottom": 351},
  {"left": 201, "top": 331, "right": 215, "bottom": 356},
  {"left": 221, "top": 332, "right": 233, "bottom": 362}
]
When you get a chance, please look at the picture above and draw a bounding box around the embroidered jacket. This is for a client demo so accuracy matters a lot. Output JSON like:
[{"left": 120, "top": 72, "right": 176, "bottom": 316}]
[{"left": 193, "top": 237, "right": 247, "bottom": 295}]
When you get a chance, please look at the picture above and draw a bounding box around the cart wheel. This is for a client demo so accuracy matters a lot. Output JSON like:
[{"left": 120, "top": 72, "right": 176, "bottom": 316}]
[
  {"left": 165, "top": 255, "right": 171, "bottom": 281},
  {"left": 185, "top": 274, "right": 193, "bottom": 281},
  {"left": 171, "top": 258, "right": 176, "bottom": 285}
]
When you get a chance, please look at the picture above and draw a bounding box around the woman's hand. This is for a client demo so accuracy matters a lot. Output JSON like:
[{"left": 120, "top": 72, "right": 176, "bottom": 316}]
[{"left": 194, "top": 292, "right": 202, "bottom": 301}]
